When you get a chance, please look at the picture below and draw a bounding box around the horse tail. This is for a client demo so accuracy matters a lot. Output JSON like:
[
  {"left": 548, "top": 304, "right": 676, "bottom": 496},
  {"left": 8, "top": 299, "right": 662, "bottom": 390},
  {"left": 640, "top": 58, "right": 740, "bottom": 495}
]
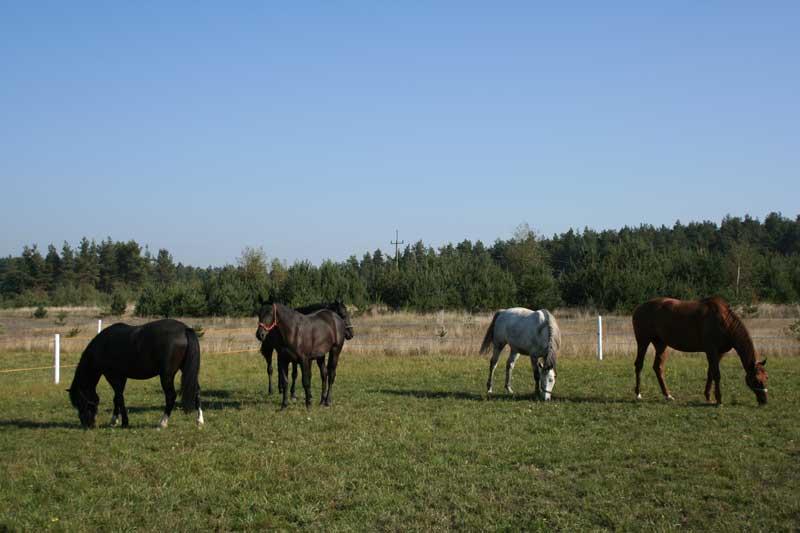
[
  {"left": 181, "top": 328, "right": 201, "bottom": 413},
  {"left": 480, "top": 312, "right": 500, "bottom": 355},
  {"left": 544, "top": 310, "right": 561, "bottom": 369}
]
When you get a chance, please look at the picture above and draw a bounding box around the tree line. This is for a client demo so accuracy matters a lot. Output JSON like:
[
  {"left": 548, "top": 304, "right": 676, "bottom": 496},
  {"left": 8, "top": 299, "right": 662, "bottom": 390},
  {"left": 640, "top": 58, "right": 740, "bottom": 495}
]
[{"left": 1, "top": 213, "right": 799, "bottom": 316}]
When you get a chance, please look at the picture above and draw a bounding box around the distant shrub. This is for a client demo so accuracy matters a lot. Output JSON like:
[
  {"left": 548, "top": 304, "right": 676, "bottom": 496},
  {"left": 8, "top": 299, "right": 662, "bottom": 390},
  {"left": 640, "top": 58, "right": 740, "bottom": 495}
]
[
  {"left": 192, "top": 325, "right": 205, "bottom": 338},
  {"left": 135, "top": 282, "right": 207, "bottom": 317},
  {"left": 33, "top": 305, "right": 47, "bottom": 319},
  {"left": 110, "top": 291, "right": 127, "bottom": 316},
  {"left": 66, "top": 327, "right": 81, "bottom": 338},
  {"left": 55, "top": 310, "right": 68, "bottom": 325},
  {"left": 789, "top": 319, "right": 800, "bottom": 341}
]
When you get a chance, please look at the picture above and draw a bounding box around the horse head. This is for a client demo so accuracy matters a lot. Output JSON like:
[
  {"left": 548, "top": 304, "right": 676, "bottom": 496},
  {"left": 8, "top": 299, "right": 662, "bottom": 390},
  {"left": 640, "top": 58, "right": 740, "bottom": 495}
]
[
  {"left": 256, "top": 302, "right": 278, "bottom": 342},
  {"left": 537, "top": 359, "right": 556, "bottom": 401},
  {"left": 746, "top": 359, "right": 768, "bottom": 405},
  {"left": 68, "top": 386, "right": 99, "bottom": 428},
  {"left": 332, "top": 300, "right": 354, "bottom": 340}
]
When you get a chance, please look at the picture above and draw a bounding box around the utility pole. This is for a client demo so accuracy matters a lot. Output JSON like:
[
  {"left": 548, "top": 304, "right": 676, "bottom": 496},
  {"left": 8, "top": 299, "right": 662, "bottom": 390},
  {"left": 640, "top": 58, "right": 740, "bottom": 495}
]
[{"left": 391, "top": 229, "right": 404, "bottom": 269}]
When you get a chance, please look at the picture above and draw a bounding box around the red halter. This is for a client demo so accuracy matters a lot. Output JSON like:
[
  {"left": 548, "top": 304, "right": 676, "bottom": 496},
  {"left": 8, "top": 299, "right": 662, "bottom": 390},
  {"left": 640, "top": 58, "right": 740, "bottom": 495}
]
[{"left": 258, "top": 304, "right": 278, "bottom": 332}]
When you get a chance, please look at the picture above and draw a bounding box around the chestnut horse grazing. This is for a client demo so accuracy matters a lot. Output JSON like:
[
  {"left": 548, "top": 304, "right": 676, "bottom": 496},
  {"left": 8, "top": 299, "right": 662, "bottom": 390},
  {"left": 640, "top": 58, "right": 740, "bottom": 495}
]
[{"left": 632, "top": 297, "right": 768, "bottom": 405}]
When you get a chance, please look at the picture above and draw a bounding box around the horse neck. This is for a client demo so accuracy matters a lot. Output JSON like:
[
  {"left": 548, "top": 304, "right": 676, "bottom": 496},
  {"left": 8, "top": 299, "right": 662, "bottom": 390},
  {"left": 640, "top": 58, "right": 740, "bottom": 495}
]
[
  {"left": 72, "top": 349, "right": 101, "bottom": 391},
  {"left": 273, "top": 303, "right": 294, "bottom": 340},
  {"left": 727, "top": 313, "right": 757, "bottom": 371}
]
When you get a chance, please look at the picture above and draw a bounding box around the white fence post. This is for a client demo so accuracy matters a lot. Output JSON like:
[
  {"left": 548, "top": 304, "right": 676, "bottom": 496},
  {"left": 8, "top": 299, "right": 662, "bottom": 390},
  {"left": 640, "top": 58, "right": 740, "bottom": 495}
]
[
  {"left": 54, "top": 333, "right": 60, "bottom": 384},
  {"left": 98, "top": 319, "right": 102, "bottom": 333},
  {"left": 597, "top": 315, "right": 603, "bottom": 361}
]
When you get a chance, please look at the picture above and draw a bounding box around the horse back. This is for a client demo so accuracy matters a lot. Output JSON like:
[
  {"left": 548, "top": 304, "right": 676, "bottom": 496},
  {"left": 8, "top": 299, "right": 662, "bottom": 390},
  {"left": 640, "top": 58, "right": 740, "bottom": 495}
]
[
  {"left": 91, "top": 319, "right": 190, "bottom": 379},
  {"left": 494, "top": 308, "right": 547, "bottom": 355},
  {"left": 297, "top": 310, "right": 345, "bottom": 354},
  {"left": 632, "top": 297, "right": 730, "bottom": 352}
]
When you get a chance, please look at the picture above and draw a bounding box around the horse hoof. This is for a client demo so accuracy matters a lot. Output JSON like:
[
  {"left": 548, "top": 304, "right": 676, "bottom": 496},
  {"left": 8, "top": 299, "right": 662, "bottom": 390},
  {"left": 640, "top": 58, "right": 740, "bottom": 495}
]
[
  {"left": 665, "top": 395, "right": 675, "bottom": 401},
  {"left": 505, "top": 387, "right": 514, "bottom": 394},
  {"left": 109, "top": 416, "right": 120, "bottom": 427},
  {"left": 635, "top": 393, "right": 642, "bottom": 401}
]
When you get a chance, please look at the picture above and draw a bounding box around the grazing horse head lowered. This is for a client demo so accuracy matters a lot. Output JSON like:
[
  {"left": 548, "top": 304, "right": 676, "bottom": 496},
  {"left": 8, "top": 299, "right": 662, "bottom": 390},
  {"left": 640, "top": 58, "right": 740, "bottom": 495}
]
[
  {"left": 632, "top": 296, "right": 769, "bottom": 405},
  {"left": 68, "top": 320, "right": 204, "bottom": 429},
  {"left": 479, "top": 308, "right": 561, "bottom": 401}
]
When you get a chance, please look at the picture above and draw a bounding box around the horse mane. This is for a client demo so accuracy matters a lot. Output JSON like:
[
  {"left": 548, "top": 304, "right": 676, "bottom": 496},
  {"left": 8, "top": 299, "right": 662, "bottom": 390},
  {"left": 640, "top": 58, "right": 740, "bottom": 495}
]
[
  {"left": 543, "top": 309, "right": 561, "bottom": 369},
  {"left": 716, "top": 300, "right": 757, "bottom": 369}
]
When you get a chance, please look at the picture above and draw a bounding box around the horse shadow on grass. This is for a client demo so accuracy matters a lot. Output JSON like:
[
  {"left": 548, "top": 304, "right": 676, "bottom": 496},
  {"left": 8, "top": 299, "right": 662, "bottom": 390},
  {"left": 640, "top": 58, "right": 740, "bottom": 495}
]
[
  {"left": 0, "top": 419, "right": 77, "bottom": 429},
  {"left": 125, "top": 389, "right": 245, "bottom": 414},
  {"left": 374, "top": 389, "right": 639, "bottom": 405},
  {"left": 373, "top": 388, "right": 544, "bottom": 402}
]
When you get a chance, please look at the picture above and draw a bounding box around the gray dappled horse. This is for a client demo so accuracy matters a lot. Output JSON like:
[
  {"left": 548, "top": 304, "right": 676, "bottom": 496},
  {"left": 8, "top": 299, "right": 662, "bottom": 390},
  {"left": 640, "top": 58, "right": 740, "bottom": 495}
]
[{"left": 480, "top": 308, "right": 561, "bottom": 400}]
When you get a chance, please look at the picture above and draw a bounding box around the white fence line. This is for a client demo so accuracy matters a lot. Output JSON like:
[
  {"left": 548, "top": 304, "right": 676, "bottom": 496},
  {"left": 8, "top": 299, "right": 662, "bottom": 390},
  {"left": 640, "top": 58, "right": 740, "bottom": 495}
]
[
  {"left": 54, "top": 334, "right": 60, "bottom": 384},
  {"left": 0, "top": 315, "right": 797, "bottom": 381}
]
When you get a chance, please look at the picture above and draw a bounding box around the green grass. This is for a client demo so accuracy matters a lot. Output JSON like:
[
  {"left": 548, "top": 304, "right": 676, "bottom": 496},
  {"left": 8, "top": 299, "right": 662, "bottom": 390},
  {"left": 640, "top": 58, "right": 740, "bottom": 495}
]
[{"left": 1, "top": 351, "right": 799, "bottom": 531}]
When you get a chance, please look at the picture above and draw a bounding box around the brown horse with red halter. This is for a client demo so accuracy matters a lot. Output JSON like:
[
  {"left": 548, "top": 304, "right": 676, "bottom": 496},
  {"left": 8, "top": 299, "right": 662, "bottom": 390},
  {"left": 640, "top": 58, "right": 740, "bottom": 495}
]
[
  {"left": 632, "top": 296, "right": 768, "bottom": 405},
  {"left": 255, "top": 302, "right": 348, "bottom": 410}
]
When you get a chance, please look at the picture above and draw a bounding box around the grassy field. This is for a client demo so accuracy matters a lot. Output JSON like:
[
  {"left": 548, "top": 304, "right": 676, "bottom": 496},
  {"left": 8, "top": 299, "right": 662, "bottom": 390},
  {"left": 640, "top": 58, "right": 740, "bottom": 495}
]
[{"left": 1, "top": 349, "right": 799, "bottom": 531}]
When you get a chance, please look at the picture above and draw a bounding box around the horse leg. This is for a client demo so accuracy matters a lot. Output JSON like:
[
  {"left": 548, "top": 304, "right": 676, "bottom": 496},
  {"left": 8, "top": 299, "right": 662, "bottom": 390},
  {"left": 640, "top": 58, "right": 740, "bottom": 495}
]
[
  {"left": 108, "top": 376, "right": 128, "bottom": 427},
  {"left": 158, "top": 372, "right": 177, "bottom": 429},
  {"left": 264, "top": 347, "right": 274, "bottom": 396},
  {"left": 652, "top": 342, "right": 673, "bottom": 401},
  {"left": 505, "top": 350, "right": 520, "bottom": 394},
  {"left": 634, "top": 340, "right": 648, "bottom": 400},
  {"left": 195, "top": 386, "right": 204, "bottom": 426},
  {"left": 279, "top": 356, "right": 290, "bottom": 410},
  {"left": 290, "top": 361, "right": 299, "bottom": 401},
  {"left": 707, "top": 351, "right": 722, "bottom": 405},
  {"left": 324, "top": 346, "right": 341, "bottom": 406},
  {"left": 301, "top": 357, "right": 313, "bottom": 409},
  {"left": 486, "top": 343, "right": 504, "bottom": 394},
  {"left": 317, "top": 357, "right": 328, "bottom": 406},
  {"left": 531, "top": 357, "right": 541, "bottom": 399},
  {"left": 704, "top": 354, "right": 714, "bottom": 402}
]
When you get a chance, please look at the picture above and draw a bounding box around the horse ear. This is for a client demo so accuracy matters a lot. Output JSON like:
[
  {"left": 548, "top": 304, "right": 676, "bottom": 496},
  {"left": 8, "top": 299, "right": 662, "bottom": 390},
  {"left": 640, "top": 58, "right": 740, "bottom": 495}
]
[
  {"left": 537, "top": 359, "right": 544, "bottom": 368},
  {"left": 760, "top": 358, "right": 767, "bottom": 367}
]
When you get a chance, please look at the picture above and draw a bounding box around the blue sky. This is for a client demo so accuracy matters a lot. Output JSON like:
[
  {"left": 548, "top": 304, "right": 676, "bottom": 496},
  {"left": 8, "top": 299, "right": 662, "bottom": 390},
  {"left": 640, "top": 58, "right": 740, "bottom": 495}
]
[{"left": 2, "top": 2, "right": 798, "bottom": 267}]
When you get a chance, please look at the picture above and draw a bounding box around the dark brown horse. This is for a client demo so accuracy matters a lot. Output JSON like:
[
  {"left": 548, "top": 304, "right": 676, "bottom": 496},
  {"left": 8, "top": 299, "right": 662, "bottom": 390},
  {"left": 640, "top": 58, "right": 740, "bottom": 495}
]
[
  {"left": 258, "top": 300, "right": 353, "bottom": 399},
  {"left": 255, "top": 302, "right": 347, "bottom": 409},
  {"left": 632, "top": 296, "right": 768, "bottom": 405}
]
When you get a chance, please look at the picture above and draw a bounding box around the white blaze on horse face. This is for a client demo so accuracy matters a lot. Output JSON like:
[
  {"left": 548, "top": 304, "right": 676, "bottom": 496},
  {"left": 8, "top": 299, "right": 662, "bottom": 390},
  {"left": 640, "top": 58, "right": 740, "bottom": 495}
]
[{"left": 539, "top": 368, "right": 556, "bottom": 401}]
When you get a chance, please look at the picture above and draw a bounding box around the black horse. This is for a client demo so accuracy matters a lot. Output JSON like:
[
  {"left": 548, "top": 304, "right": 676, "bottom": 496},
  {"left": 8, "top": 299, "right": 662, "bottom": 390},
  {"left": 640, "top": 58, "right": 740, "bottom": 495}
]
[
  {"left": 256, "top": 302, "right": 348, "bottom": 409},
  {"left": 68, "top": 319, "right": 203, "bottom": 429},
  {"left": 258, "top": 300, "right": 353, "bottom": 399}
]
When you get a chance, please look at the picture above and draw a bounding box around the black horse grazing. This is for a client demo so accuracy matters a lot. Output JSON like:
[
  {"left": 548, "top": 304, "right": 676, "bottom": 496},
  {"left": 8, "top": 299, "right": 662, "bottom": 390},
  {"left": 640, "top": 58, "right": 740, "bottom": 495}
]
[
  {"left": 68, "top": 319, "right": 203, "bottom": 429},
  {"left": 258, "top": 300, "right": 353, "bottom": 399},
  {"left": 256, "top": 302, "right": 347, "bottom": 409}
]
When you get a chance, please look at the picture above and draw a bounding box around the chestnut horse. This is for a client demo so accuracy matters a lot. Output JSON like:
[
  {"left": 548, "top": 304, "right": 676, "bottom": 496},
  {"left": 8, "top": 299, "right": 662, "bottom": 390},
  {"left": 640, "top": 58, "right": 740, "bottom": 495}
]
[{"left": 632, "top": 296, "right": 768, "bottom": 405}]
